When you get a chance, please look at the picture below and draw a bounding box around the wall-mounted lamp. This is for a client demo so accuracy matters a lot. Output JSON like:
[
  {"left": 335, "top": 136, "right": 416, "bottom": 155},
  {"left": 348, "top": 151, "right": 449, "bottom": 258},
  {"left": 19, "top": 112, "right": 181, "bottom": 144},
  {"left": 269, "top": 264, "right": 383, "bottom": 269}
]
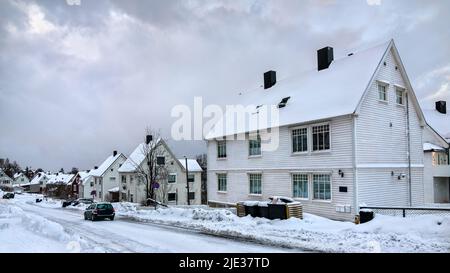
[
  {"left": 398, "top": 173, "right": 407, "bottom": 180},
  {"left": 338, "top": 170, "right": 344, "bottom": 178}
]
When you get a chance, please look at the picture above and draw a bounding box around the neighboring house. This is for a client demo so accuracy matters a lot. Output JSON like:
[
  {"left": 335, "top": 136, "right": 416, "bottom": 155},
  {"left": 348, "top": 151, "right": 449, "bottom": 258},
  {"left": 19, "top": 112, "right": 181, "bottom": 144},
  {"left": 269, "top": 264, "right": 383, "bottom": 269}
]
[
  {"left": 45, "top": 173, "right": 75, "bottom": 198},
  {"left": 13, "top": 173, "right": 30, "bottom": 185},
  {"left": 28, "top": 172, "right": 50, "bottom": 193},
  {"left": 205, "top": 40, "right": 427, "bottom": 221},
  {"left": 89, "top": 151, "right": 127, "bottom": 202},
  {"left": 118, "top": 139, "right": 203, "bottom": 205},
  {"left": 422, "top": 101, "right": 450, "bottom": 204},
  {"left": 0, "top": 169, "right": 13, "bottom": 187},
  {"left": 77, "top": 171, "right": 94, "bottom": 199}
]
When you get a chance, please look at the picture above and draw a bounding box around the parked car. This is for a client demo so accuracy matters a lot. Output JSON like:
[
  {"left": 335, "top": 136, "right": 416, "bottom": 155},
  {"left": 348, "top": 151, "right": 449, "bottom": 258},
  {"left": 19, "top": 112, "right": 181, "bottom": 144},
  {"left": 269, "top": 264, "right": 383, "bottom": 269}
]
[
  {"left": 84, "top": 202, "right": 115, "bottom": 221},
  {"left": 72, "top": 198, "right": 94, "bottom": 206},
  {"left": 2, "top": 193, "right": 15, "bottom": 199},
  {"left": 62, "top": 199, "right": 75, "bottom": 208}
]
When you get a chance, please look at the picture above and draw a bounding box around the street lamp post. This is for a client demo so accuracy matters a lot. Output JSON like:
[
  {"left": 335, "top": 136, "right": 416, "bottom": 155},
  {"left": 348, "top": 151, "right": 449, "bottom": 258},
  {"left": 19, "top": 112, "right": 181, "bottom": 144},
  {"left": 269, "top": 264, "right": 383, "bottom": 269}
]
[{"left": 185, "top": 156, "right": 190, "bottom": 206}]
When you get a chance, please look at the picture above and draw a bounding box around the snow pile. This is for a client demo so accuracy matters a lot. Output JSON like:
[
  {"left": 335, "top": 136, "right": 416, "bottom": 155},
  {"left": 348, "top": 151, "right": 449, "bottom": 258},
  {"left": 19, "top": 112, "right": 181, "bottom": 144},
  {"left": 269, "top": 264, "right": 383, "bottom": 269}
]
[
  {"left": 115, "top": 204, "right": 450, "bottom": 253},
  {"left": 0, "top": 202, "right": 96, "bottom": 253}
]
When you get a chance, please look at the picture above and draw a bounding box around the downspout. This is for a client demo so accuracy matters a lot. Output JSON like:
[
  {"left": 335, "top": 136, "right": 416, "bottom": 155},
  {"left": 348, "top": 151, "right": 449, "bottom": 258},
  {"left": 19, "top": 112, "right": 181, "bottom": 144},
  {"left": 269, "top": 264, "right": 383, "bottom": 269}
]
[
  {"left": 406, "top": 92, "right": 412, "bottom": 206},
  {"left": 352, "top": 114, "right": 359, "bottom": 217}
]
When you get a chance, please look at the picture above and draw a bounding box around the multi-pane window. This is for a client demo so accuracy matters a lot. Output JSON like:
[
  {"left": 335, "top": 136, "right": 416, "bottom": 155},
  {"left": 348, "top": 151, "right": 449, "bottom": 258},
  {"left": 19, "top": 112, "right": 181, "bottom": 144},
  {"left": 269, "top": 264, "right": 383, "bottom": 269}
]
[
  {"left": 121, "top": 175, "right": 126, "bottom": 183},
  {"left": 249, "top": 173, "right": 262, "bottom": 195},
  {"left": 432, "top": 152, "right": 449, "bottom": 166},
  {"left": 396, "top": 89, "right": 405, "bottom": 105},
  {"left": 188, "top": 192, "right": 195, "bottom": 200},
  {"left": 312, "top": 125, "right": 330, "bottom": 151},
  {"left": 168, "top": 174, "right": 177, "bottom": 183},
  {"left": 313, "top": 174, "right": 331, "bottom": 201},
  {"left": 292, "top": 128, "right": 308, "bottom": 153},
  {"left": 217, "top": 173, "right": 227, "bottom": 192},
  {"left": 217, "top": 140, "right": 227, "bottom": 158},
  {"left": 168, "top": 193, "right": 176, "bottom": 201},
  {"left": 292, "top": 174, "right": 308, "bottom": 199},
  {"left": 378, "top": 84, "right": 387, "bottom": 101},
  {"left": 187, "top": 174, "right": 195, "bottom": 182},
  {"left": 249, "top": 134, "right": 261, "bottom": 156}
]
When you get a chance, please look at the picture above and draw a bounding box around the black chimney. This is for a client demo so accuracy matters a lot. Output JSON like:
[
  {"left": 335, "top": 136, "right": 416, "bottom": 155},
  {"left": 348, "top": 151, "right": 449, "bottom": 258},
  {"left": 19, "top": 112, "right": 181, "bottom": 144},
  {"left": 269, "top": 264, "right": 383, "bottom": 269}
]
[
  {"left": 436, "top": 101, "right": 447, "bottom": 114},
  {"left": 113, "top": 150, "right": 118, "bottom": 157},
  {"left": 146, "top": 135, "right": 153, "bottom": 144},
  {"left": 94, "top": 166, "right": 98, "bottom": 170},
  {"left": 264, "top": 70, "right": 276, "bottom": 89},
  {"left": 317, "top": 46, "right": 334, "bottom": 71}
]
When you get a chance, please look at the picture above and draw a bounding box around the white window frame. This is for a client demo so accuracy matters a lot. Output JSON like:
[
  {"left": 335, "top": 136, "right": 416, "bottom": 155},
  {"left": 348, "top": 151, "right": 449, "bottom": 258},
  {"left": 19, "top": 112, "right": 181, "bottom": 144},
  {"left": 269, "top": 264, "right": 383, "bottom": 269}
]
[
  {"left": 168, "top": 173, "right": 177, "bottom": 184},
  {"left": 217, "top": 140, "right": 227, "bottom": 159},
  {"left": 311, "top": 123, "right": 331, "bottom": 153},
  {"left": 377, "top": 81, "right": 389, "bottom": 103},
  {"left": 217, "top": 173, "right": 227, "bottom": 193},
  {"left": 312, "top": 174, "right": 332, "bottom": 202},
  {"left": 291, "top": 173, "right": 309, "bottom": 200},
  {"left": 395, "top": 87, "right": 406, "bottom": 106},
  {"left": 291, "top": 127, "right": 308, "bottom": 154},
  {"left": 248, "top": 173, "right": 262, "bottom": 196}
]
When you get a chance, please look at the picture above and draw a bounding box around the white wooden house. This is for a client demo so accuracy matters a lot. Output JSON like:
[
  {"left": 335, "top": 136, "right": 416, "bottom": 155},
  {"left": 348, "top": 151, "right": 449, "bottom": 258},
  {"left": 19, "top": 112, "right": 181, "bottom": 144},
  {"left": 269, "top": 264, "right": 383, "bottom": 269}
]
[
  {"left": 13, "top": 173, "right": 30, "bottom": 185},
  {"left": 77, "top": 171, "right": 94, "bottom": 199},
  {"left": 89, "top": 151, "right": 127, "bottom": 202},
  {"left": 0, "top": 169, "right": 13, "bottom": 187},
  {"left": 205, "top": 40, "right": 427, "bottom": 221},
  {"left": 422, "top": 102, "right": 450, "bottom": 204},
  {"left": 118, "top": 138, "right": 202, "bottom": 205}
]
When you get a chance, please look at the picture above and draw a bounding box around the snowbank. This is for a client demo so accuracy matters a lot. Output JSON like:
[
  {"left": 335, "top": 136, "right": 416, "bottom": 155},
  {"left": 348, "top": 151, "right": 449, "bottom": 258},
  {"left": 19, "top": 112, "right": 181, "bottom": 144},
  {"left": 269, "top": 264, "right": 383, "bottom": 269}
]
[{"left": 115, "top": 204, "right": 450, "bottom": 253}]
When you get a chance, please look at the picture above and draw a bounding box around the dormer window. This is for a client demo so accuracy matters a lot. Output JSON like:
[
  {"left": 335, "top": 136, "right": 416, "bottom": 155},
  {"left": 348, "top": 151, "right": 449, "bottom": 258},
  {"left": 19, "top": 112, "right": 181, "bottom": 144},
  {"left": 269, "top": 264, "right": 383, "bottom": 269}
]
[{"left": 378, "top": 83, "right": 388, "bottom": 102}]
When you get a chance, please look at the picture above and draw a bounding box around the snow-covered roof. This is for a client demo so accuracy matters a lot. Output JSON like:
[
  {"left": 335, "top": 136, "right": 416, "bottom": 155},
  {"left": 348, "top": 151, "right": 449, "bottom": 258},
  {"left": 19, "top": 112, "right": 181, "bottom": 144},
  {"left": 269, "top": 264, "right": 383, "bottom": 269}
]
[
  {"left": 178, "top": 159, "right": 203, "bottom": 172},
  {"left": 423, "top": 142, "right": 446, "bottom": 152},
  {"left": 13, "top": 173, "right": 22, "bottom": 179},
  {"left": 90, "top": 153, "right": 125, "bottom": 177},
  {"left": 206, "top": 40, "right": 392, "bottom": 139},
  {"left": 118, "top": 143, "right": 148, "bottom": 172},
  {"left": 108, "top": 187, "right": 119, "bottom": 193},
  {"left": 423, "top": 109, "right": 450, "bottom": 143},
  {"left": 29, "top": 172, "right": 47, "bottom": 185},
  {"left": 46, "top": 173, "right": 74, "bottom": 185}
]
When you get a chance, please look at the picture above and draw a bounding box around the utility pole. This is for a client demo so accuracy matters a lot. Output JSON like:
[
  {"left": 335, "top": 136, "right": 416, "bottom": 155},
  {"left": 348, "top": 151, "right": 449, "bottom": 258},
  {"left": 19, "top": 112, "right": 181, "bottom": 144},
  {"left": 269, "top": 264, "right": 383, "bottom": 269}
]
[{"left": 185, "top": 156, "right": 190, "bottom": 205}]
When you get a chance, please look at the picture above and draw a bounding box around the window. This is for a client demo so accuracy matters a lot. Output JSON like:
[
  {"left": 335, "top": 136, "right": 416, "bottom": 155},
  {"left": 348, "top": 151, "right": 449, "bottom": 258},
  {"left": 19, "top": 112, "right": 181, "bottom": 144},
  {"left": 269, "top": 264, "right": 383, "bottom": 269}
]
[
  {"left": 110, "top": 177, "right": 116, "bottom": 181},
  {"left": 121, "top": 193, "right": 127, "bottom": 200},
  {"left": 130, "top": 194, "right": 134, "bottom": 203},
  {"left": 168, "top": 174, "right": 177, "bottom": 183},
  {"left": 249, "top": 134, "right": 261, "bottom": 156},
  {"left": 217, "top": 140, "right": 227, "bottom": 158},
  {"left": 121, "top": 175, "right": 126, "bottom": 183},
  {"left": 396, "top": 89, "right": 405, "bottom": 105},
  {"left": 432, "top": 152, "right": 449, "bottom": 166},
  {"left": 99, "top": 191, "right": 102, "bottom": 198},
  {"left": 312, "top": 124, "right": 330, "bottom": 151},
  {"left": 168, "top": 193, "right": 176, "bottom": 202},
  {"left": 110, "top": 168, "right": 113, "bottom": 172},
  {"left": 313, "top": 174, "right": 331, "bottom": 201},
  {"left": 157, "top": 156, "right": 165, "bottom": 165},
  {"left": 217, "top": 173, "right": 227, "bottom": 192},
  {"left": 378, "top": 84, "right": 387, "bottom": 101},
  {"left": 292, "top": 174, "right": 308, "bottom": 199},
  {"left": 188, "top": 192, "right": 195, "bottom": 200},
  {"left": 292, "top": 128, "right": 308, "bottom": 153},
  {"left": 90, "top": 182, "right": 94, "bottom": 187},
  {"left": 187, "top": 174, "right": 195, "bottom": 182},
  {"left": 130, "top": 175, "right": 134, "bottom": 184},
  {"left": 249, "top": 173, "right": 262, "bottom": 195}
]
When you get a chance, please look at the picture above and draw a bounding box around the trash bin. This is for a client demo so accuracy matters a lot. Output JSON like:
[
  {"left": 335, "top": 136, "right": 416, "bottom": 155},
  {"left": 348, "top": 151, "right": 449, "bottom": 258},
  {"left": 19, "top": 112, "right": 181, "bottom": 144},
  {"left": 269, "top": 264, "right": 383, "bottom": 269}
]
[
  {"left": 268, "top": 203, "right": 287, "bottom": 220},
  {"left": 245, "top": 204, "right": 259, "bottom": 217},
  {"left": 359, "top": 210, "right": 374, "bottom": 223},
  {"left": 258, "top": 203, "right": 269, "bottom": 219}
]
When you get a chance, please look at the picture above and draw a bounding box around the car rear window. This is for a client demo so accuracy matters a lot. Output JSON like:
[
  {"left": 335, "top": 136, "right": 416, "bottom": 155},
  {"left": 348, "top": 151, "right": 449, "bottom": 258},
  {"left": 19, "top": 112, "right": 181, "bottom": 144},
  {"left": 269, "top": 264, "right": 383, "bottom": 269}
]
[{"left": 97, "top": 204, "right": 113, "bottom": 209}]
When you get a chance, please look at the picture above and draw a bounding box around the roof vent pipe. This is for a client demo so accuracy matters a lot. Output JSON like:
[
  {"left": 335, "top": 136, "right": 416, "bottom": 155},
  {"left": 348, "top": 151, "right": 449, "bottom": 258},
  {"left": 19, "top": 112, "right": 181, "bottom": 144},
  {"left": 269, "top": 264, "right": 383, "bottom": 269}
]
[
  {"left": 317, "top": 46, "right": 334, "bottom": 71},
  {"left": 436, "top": 101, "right": 447, "bottom": 114},
  {"left": 113, "top": 151, "right": 118, "bottom": 157}
]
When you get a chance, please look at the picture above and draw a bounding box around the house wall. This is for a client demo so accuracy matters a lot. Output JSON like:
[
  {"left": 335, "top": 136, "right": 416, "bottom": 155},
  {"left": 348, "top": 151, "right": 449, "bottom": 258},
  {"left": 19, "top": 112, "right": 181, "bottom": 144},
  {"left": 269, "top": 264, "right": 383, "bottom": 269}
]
[
  {"left": 94, "top": 155, "right": 127, "bottom": 202},
  {"left": 207, "top": 115, "right": 356, "bottom": 221},
  {"left": 355, "top": 48, "right": 425, "bottom": 207},
  {"left": 13, "top": 174, "right": 30, "bottom": 185},
  {"left": 434, "top": 177, "right": 450, "bottom": 203}
]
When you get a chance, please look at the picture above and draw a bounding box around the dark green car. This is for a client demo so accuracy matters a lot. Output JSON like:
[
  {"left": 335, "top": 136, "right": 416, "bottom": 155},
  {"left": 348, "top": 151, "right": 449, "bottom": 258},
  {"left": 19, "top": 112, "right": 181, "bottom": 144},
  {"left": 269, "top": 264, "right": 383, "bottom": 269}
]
[{"left": 84, "top": 203, "right": 115, "bottom": 221}]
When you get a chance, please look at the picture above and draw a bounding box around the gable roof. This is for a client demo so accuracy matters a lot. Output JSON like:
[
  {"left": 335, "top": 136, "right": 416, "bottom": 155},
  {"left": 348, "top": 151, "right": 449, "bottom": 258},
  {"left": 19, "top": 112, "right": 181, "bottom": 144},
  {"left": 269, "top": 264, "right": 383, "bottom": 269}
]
[
  {"left": 29, "top": 172, "right": 48, "bottom": 185},
  {"left": 90, "top": 153, "right": 126, "bottom": 177},
  {"left": 118, "top": 138, "right": 188, "bottom": 173},
  {"left": 205, "top": 40, "right": 425, "bottom": 139},
  {"left": 423, "top": 109, "right": 450, "bottom": 144},
  {"left": 47, "top": 173, "right": 74, "bottom": 185},
  {"left": 178, "top": 159, "right": 203, "bottom": 172}
]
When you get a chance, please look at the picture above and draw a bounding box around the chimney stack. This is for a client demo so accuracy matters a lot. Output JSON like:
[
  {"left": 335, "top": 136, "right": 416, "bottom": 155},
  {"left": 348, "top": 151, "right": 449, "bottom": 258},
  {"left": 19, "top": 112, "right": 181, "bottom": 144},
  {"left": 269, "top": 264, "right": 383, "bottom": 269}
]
[
  {"left": 436, "top": 101, "right": 447, "bottom": 114},
  {"left": 264, "top": 71, "right": 276, "bottom": 89},
  {"left": 113, "top": 150, "right": 118, "bottom": 157},
  {"left": 94, "top": 166, "right": 98, "bottom": 170},
  {"left": 146, "top": 135, "right": 153, "bottom": 144},
  {"left": 317, "top": 46, "right": 334, "bottom": 71}
]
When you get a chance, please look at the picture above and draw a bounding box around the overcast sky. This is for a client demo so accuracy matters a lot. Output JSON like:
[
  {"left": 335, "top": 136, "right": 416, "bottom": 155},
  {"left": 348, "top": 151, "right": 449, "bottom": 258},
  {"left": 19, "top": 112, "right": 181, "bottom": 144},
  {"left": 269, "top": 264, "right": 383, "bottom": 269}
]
[{"left": 0, "top": 0, "right": 449, "bottom": 171}]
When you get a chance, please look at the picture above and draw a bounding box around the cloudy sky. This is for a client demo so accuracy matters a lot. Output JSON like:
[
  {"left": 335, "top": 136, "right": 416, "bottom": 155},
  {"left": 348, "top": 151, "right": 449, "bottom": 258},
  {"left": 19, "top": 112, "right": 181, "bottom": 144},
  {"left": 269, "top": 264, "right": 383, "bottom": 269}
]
[{"left": 0, "top": 0, "right": 449, "bottom": 171}]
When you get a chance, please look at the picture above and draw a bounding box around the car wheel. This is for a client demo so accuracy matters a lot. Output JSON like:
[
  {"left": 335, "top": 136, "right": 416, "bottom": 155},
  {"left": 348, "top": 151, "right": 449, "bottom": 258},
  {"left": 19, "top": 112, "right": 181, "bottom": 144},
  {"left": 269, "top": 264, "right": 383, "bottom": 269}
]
[
  {"left": 84, "top": 214, "right": 87, "bottom": 220},
  {"left": 91, "top": 215, "right": 96, "bottom": 221},
  {"left": 110, "top": 216, "right": 114, "bottom": 221}
]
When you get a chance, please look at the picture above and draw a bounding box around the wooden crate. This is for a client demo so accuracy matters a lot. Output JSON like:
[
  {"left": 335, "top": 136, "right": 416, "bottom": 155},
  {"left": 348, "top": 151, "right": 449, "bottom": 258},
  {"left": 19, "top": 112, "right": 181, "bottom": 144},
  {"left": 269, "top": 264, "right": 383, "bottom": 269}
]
[
  {"left": 286, "top": 203, "right": 303, "bottom": 219},
  {"left": 236, "top": 202, "right": 246, "bottom": 217}
]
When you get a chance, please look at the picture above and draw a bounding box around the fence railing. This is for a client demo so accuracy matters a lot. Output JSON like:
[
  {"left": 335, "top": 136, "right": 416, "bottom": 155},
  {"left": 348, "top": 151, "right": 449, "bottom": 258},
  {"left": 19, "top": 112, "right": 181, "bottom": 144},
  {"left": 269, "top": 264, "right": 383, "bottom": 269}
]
[{"left": 360, "top": 206, "right": 450, "bottom": 217}]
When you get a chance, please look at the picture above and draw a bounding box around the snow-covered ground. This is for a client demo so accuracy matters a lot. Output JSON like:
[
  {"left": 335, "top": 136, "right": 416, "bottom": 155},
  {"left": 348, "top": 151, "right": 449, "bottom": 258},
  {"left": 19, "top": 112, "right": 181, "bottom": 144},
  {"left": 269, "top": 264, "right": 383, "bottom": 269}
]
[{"left": 2, "top": 191, "right": 450, "bottom": 253}]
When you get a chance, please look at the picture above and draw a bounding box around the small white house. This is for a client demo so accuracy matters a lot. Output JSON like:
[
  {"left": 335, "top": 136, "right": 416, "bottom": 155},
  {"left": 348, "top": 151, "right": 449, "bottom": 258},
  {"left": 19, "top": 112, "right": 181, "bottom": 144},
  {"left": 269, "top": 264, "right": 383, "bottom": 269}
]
[
  {"left": 26, "top": 172, "right": 50, "bottom": 193},
  {"left": 0, "top": 169, "right": 13, "bottom": 187},
  {"left": 77, "top": 171, "right": 94, "bottom": 199},
  {"left": 422, "top": 102, "right": 450, "bottom": 204},
  {"left": 89, "top": 151, "right": 127, "bottom": 202},
  {"left": 118, "top": 138, "right": 203, "bottom": 205},
  {"left": 206, "top": 40, "right": 427, "bottom": 221},
  {"left": 13, "top": 173, "right": 30, "bottom": 185}
]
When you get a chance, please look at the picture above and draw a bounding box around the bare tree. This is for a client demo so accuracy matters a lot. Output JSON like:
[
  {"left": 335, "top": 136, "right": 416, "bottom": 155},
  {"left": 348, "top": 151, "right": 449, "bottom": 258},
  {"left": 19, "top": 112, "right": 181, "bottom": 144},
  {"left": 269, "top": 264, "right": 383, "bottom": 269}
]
[{"left": 128, "top": 128, "right": 170, "bottom": 205}]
